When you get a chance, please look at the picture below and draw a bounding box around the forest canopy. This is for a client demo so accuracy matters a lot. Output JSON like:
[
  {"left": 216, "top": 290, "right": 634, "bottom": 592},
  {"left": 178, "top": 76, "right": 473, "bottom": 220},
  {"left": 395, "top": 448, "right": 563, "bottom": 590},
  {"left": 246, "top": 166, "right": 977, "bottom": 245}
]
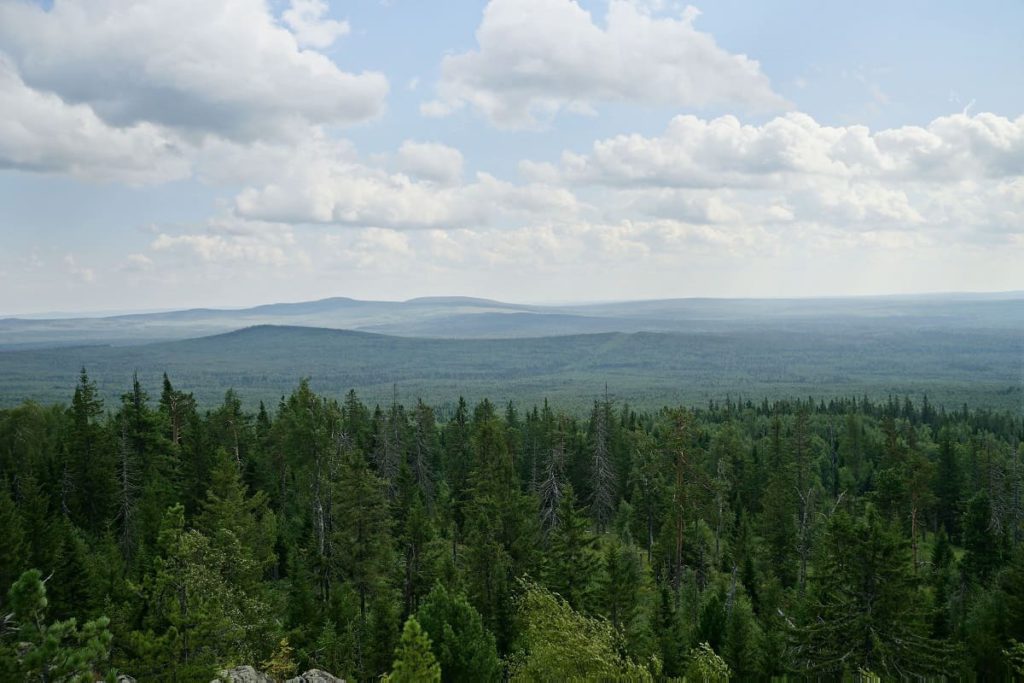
[{"left": 0, "top": 371, "right": 1022, "bottom": 680}]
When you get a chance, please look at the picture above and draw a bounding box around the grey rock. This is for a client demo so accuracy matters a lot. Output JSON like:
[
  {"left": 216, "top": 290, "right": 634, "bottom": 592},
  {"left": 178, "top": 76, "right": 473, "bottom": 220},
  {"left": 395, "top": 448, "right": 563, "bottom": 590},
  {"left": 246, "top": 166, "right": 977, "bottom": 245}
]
[
  {"left": 116, "top": 676, "right": 137, "bottom": 683},
  {"left": 214, "top": 665, "right": 275, "bottom": 683},
  {"left": 285, "top": 669, "right": 346, "bottom": 683}
]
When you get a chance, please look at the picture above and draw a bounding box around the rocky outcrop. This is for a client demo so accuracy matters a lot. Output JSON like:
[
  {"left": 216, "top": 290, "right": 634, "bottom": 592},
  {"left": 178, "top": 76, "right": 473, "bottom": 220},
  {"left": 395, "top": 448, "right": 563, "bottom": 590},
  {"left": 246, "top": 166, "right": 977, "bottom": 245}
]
[
  {"left": 213, "top": 666, "right": 344, "bottom": 683},
  {"left": 285, "top": 670, "right": 345, "bottom": 683},
  {"left": 215, "top": 666, "right": 274, "bottom": 683}
]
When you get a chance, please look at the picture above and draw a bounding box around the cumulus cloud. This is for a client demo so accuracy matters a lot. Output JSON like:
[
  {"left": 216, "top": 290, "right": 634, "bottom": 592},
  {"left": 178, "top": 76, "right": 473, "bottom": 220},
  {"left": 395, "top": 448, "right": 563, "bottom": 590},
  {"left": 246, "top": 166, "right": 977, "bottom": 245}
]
[
  {"left": 423, "top": 0, "right": 787, "bottom": 128},
  {"left": 151, "top": 220, "right": 309, "bottom": 268},
  {"left": 394, "top": 141, "right": 465, "bottom": 185},
  {"left": 232, "top": 139, "right": 580, "bottom": 230},
  {"left": 0, "top": 57, "right": 188, "bottom": 183},
  {"left": 552, "top": 112, "right": 1024, "bottom": 188},
  {"left": 0, "top": 0, "right": 388, "bottom": 141},
  {"left": 324, "top": 227, "right": 414, "bottom": 270},
  {"left": 282, "top": 0, "right": 350, "bottom": 49},
  {"left": 524, "top": 111, "right": 1024, "bottom": 237}
]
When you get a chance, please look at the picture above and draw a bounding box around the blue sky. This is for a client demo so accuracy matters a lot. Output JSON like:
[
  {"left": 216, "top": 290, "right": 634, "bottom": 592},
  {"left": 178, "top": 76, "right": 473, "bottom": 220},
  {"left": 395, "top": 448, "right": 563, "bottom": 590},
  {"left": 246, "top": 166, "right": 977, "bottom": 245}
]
[{"left": 1, "top": 0, "right": 1022, "bottom": 314}]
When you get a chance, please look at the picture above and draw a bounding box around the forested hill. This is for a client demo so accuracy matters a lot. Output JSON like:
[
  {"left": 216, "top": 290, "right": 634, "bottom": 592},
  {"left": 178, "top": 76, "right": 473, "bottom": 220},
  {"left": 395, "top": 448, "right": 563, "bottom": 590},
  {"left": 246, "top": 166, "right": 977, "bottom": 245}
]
[
  {"left": 0, "top": 376, "right": 1021, "bottom": 679},
  {"left": 3, "top": 293, "right": 1022, "bottom": 349},
  {"left": 0, "top": 322, "right": 1019, "bottom": 411}
]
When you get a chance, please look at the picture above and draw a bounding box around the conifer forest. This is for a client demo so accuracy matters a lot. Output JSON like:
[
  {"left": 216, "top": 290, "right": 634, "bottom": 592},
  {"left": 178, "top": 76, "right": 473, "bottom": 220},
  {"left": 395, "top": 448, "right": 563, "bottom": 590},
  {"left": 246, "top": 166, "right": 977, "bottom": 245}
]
[{"left": 1, "top": 371, "right": 1022, "bottom": 680}]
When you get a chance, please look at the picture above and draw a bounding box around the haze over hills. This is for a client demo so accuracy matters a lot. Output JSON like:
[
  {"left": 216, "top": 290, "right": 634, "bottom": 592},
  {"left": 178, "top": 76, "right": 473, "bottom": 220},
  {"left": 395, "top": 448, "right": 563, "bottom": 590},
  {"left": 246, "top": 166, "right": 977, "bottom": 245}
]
[
  {"left": 2, "top": 292, "right": 1022, "bottom": 349},
  {"left": 0, "top": 292, "right": 1020, "bottom": 412}
]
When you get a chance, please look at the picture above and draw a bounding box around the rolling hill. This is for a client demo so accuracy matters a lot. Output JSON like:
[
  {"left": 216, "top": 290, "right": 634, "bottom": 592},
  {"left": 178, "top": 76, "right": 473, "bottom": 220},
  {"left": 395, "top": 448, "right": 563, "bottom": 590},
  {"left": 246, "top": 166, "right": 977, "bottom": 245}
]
[{"left": 1, "top": 320, "right": 1019, "bottom": 413}]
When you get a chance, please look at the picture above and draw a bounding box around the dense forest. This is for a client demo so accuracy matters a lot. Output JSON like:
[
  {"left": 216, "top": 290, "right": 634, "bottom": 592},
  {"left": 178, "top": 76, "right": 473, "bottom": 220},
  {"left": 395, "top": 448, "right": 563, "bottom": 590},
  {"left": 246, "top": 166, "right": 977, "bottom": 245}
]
[{"left": 1, "top": 371, "right": 1022, "bottom": 680}]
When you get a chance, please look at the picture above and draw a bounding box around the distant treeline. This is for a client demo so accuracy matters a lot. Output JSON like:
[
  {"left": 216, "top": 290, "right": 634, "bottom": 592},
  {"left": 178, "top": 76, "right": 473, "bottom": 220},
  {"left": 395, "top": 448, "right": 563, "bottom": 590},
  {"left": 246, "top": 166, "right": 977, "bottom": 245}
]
[{"left": 0, "top": 371, "right": 1022, "bottom": 680}]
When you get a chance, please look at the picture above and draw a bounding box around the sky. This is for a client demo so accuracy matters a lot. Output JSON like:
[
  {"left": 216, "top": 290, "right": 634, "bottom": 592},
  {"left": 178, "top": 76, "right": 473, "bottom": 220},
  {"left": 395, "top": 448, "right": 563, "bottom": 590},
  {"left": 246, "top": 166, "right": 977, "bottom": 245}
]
[{"left": 1, "top": 0, "right": 1022, "bottom": 315}]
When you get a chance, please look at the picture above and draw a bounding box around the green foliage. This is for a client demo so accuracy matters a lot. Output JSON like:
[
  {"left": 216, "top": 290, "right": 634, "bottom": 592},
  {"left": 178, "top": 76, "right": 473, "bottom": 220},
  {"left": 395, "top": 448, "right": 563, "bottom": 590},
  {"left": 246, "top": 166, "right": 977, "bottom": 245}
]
[
  {"left": 417, "top": 582, "right": 501, "bottom": 682},
  {"left": 796, "top": 505, "right": 948, "bottom": 678},
  {"left": 3, "top": 317, "right": 1020, "bottom": 412},
  {"left": 544, "top": 484, "right": 600, "bottom": 612},
  {"left": 684, "top": 641, "right": 731, "bottom": 682},
  {"left": 389, "top": 616, "right": 441, "bottom": 683},
  {"left": 0, "top": 487, "right": 26, "bottom": 591},
  {"left": 1004, "top": 640, "right": 1024, "bottom": 676},
  {"left": 126, "top": 504, "right": 273, "bottom": 680},
  {"left": 0, "top": 376, "right": 1021, "bottom": 680},
  {"left": 262, "top": 637, "right": 297, "bottom": 680},
  {"left": 508, "top": 580, "right": 652, "bottom": 681},
  {"left": 0, "top": 569, "right": 115, "bottom": 682}
]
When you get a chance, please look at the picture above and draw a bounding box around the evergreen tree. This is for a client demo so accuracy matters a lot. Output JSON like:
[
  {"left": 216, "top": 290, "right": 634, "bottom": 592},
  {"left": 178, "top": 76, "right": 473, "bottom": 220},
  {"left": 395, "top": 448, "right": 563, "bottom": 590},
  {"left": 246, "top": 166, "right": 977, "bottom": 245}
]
[
  {"left": 935, "top": 427, "right": 963, "bottom": 535},
  {"left": 65, "top": 368, "right": 114, "bottom": 534},
  {"left": 417, "top": 582, "right": 501, "bottom": 683},
  {"left": 128, "top": 504, "right": 273, "bottom": 680},
  {"left": 331, "top": 447, "right": 393, "bottom": 623},
  {"left": 588, "top": 397, "right": 616, "bottom": 531},
  {"left": 797, "top": 505, "right": 947, "bottom": 677},
  {"left": 544, "top": 484, "right": 599, "bottom": 612},
  {"left": 196, "top": 447, "right": 278, "bottom": 586},
  {"left": 961, "top": 492, "right": 1002, "bottom": 583},
  {"left": 0, "top": 486, "right": 26, "bottom": 592},
  {"left": 0, "top": 569, "right": 115, "bottom": 682},
  {"left": 389, "top": 616, "right": 441, "bottom": 683},
  {"left": 760, "top": 415, "right": 797, "bottom": 586}
]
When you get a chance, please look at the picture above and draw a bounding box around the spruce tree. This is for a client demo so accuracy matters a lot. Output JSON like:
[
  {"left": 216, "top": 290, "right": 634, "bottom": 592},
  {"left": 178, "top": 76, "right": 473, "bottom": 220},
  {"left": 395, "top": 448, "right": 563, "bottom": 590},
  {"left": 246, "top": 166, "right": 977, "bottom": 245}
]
[
  {"left": 797, "top": 505, "right": 947, "bottom": 677},
  {"left": 545, "top": 484, "right": 599, "bottom": 612}
]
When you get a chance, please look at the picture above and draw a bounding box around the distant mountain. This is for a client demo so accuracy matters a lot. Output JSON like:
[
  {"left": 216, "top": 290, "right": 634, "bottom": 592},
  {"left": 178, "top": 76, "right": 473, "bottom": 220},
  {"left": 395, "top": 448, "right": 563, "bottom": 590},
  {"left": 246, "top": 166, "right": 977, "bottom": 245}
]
[{"left": 2, "top": 293, "right": 1021, "bottom": 350}]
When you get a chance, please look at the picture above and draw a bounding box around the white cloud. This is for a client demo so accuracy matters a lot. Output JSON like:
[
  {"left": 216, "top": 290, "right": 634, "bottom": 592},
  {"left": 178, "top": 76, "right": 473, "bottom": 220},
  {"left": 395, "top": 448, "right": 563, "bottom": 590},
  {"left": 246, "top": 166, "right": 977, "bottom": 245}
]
[
  {"left": 232, "top": 138, "right": 580, "bottom": 230},
  {"left": 0, "top": 57, "right": 188, "bottom": 183},
  {"left": 394, "top": 141, "right": 464, "bottom": 185},
  {"left": 554, "top": 112, "right": 1024, "bottom": 188},
  {"left": 151, "top": 219, "right": 309, "bottom": 267},
  {"left": 324, "top": 227, "right": 414, "bottom": 270},
  {"left": 282, "top": 0, "right": 350, "bottom": 49},
  {"left": 423, "top": 0, "right": 787, "bottom": 128},
  {"left": 121, "top": 253, "right": 154, "bottom": 272},
  {"left": 0, "top": 0, "right": 387, "bottom": 141}
]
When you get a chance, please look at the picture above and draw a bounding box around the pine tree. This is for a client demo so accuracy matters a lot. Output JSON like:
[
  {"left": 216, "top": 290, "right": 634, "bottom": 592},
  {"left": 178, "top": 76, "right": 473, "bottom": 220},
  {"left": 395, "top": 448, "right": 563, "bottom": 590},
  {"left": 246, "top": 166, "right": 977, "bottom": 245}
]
[
  {"left": 0, "top": 569, "right": 115, "bottom": 682},
  {"left": 396, "top": 472, "right": 435, "bottom": 616},
  {"left": 417, "top": 582, "right": 501, "bottom": 682},
  {"left": 129, "top": 504, "right": 273, "bottom": 680},
  {"left": 16, "top": 472, "right": 59, "bottom": 575},
  {"left": 389, "top": 616, "right": 441, "bottom": 683}
]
